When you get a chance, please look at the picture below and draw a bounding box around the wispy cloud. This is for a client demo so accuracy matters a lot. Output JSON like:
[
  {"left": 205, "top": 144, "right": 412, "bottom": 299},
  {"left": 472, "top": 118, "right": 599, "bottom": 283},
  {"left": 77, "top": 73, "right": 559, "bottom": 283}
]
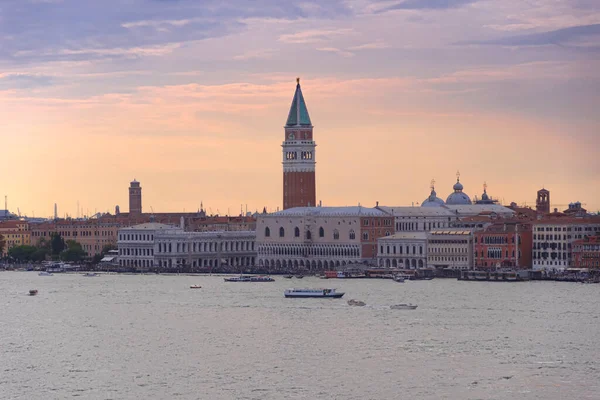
[
  {"left": 122, "top": 19, "right": 194, "bottom": 29},
  {"left": 279, "top": 28, "right": 353, "bottom": 43},
  {"left": 16, "top": 43, "right": 182, "bottom": 59},
  {"left": 462, "top": 23, "right": 600, "bottom": 47},
  {"left": 378, "top": 0, "right": 478, "bottom": 12},
  {"left": 316, "top": 47, "right": 355, "bottom": 57},
  {"left": 233, "top": 49, "right": 276, "bottom": 60},
  {"left": 348, "top": 42, "right": 390, "bottom": 50}
]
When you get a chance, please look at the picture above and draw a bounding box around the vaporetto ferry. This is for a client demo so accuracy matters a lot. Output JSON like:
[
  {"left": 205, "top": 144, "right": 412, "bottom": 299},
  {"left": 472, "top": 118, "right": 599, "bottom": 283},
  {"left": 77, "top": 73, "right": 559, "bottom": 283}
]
[{"left": 284, "top": 288, "right": 345, "bottom": 298}]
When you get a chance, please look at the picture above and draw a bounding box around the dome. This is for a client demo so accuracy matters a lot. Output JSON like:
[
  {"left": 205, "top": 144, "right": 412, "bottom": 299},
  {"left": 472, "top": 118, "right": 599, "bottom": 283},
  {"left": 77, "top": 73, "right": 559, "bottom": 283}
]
[
  {"left": 422, "top": 189, "right": 445, "bottom": 207},
  {"left": 446, "top": 177, "right": 472, "bottom": 205},
  {"left": 481, "top": 190, "right": 489, "bottom": 201}
]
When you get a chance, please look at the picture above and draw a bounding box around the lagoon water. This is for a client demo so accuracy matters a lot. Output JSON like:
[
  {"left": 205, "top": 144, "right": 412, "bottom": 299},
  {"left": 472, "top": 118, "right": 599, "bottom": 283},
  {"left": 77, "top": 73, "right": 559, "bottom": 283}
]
[{"left": 1, "top": 272, "right": 599, "bottom": 400}]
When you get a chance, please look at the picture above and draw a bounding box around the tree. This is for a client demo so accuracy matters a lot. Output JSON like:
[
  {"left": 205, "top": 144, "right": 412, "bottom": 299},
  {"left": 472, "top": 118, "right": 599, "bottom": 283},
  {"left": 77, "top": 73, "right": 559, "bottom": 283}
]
[
  {"left": 8, "top": 245, "right": 38, "bottom": 261},
  {"left": 50, "top": 233, "right": 65, "bottom": 255},
  {"left": 60, "top": 240, "right": 87, "bottom": 262},
  {"left": 0, "top": 234, "right": 5, "bottom": 256}
]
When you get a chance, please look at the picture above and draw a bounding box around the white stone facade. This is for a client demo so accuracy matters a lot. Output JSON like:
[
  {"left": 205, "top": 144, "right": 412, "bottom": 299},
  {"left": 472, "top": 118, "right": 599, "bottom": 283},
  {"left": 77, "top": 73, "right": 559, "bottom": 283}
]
[
  {"left": 532, "top": 218, "right": 600, "bottom": 271},
  {"left": 378, "top": 206, "right": 457, "bottom": 232},
  {"left": 117, "top": 223, "right": 256, "bottom": 270},
  {"left": 377, "top": 232, "right": 428, "bottom": 269},
  {"left": 256, "top": 206, "right": 392, "bottom": 271},
  {"left": 427, "top": 230, "right": 474, "bottom": 270}
]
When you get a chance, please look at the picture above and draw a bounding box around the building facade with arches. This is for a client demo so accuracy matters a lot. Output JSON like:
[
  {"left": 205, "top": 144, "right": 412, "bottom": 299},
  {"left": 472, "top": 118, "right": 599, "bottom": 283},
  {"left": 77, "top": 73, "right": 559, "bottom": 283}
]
[
  {"left": 377, "top": 232, "right": 427, "bottom": 269},
  {"left": 118, "top": 223, "right": 256, "bottom": 271},
  {"left": 256, "top": 206, "right": 393, "bottom": 271}
]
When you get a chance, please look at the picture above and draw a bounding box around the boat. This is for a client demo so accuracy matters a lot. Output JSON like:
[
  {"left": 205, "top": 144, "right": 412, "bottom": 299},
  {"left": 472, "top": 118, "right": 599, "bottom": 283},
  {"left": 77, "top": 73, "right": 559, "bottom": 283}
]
[
  {"left": 393, "top": 276, "right": 405, "bottom": 283},
  {"left": 38, "top": 271, "right": 53, "bottom": 276},
  {"left": 284, "top": 275, "right": 293, "bottom": 279},
  {"left": 295, "top": 275, "right": 304, "bottom": 279},
  {"left": 347, "top": 299, "right": 366, "bottom": 306},
  {"left": 189, "top": 285, "right": 202, "bottom": 289},
  {"left": 390, "top": 303, "right": 418, "bottom": 310},
  {"left": 223, "top": 275, "right": 275, "bottom": 282},
  {"left": 29, "top": 289, "right": 38, "bottom": 296},
  {"left": 284, "top": 288, "right": 345, "bottom": 298},
  {"left": 83, "top": 273, "right": 98, "bottom": 277}
]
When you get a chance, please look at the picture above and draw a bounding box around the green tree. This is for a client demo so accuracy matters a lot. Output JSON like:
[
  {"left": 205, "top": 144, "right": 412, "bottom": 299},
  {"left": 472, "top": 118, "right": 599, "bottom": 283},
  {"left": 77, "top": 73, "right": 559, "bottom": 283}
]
[
  {"left": 50, "top": 233, "right": 65, "bottom": 255},
  {"left": 60, "top": 240, "right": 87, "bottom": 262},
  {"left": 8, "top": 245, "right": 38, "bottom": 261},
  {"left": 0, "top": 234, "right": 5, "bottom": 256}
]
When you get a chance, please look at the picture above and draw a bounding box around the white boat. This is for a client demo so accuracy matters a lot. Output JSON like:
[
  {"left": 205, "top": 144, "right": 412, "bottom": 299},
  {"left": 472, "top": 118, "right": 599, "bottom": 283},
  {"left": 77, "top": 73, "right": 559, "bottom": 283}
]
[
  {"left": 83, "top": 273, "right": 98, "bottom": 277},
  {"left": 224, "top": 275, "right": 274, "bottom": 282},
  {"left": 284, "top": 288, "right": 345, "bottom": 298},
  {"left": 393, "top": 276, "right": 405, "bottom": 283},
  {"left": 38, "top": 271, "right": 53, "bottom": 276},
  {"left": 390, "top": 303, "right": 418, "bottom": 310}
]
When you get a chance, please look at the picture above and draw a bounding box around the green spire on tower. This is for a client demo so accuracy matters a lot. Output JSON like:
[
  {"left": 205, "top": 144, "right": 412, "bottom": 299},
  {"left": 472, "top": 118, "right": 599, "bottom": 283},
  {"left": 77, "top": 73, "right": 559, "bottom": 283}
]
[{"left": 285, "top": 77, "right": 312, "bottom": 127}]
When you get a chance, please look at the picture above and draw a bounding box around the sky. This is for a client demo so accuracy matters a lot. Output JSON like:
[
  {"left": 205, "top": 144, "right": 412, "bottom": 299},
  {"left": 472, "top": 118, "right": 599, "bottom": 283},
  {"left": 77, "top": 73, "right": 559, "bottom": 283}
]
[{"left": 1, "top": 0, "right": 599, "bottom": 218}]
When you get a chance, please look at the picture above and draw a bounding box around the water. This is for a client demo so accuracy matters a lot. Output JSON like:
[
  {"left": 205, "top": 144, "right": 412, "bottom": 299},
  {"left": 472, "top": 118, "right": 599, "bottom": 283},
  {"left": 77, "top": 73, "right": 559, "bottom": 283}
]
[{"left": 1, "top": 272, "right": 599, "bottom": 400}]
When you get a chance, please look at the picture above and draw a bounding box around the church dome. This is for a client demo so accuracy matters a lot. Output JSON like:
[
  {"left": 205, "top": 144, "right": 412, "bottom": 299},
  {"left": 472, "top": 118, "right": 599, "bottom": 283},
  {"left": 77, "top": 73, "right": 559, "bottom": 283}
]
[
  {"left": 446, "top": 176, "right": 472, "bottom": 205},
  {"left": 422, "top": 189, "right": 445, "bottom": 207},
  {"left": 481, "top": 190, "right": 489, "bottom": 201}
]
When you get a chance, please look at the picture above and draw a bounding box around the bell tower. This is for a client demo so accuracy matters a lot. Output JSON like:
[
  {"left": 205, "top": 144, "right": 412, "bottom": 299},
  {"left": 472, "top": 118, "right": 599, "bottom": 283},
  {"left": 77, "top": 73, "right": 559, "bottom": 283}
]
[{"left": 282, "top": 78, "right": 316, "bottom": 209}]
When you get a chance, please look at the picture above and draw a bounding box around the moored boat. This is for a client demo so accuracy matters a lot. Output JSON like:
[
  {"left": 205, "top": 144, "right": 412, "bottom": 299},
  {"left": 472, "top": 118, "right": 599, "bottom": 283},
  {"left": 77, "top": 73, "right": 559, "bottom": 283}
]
[
  {"left": 295, "top": 275, "right": 304, "bottom": 279},
  {"left": 284, "top": 288, "right": 345, "bottom": 298},
  {"left": 284, "top": 275, "right": 293, "bottom": 279},
  {"left": 390, "top": 303, "right": 418, "bottom": 310},
  {"left": 83, "top": 272, "right": 98, "bottom": 277},
  {"left": 224, "top": 275, "right": 275, "bottom": 282},
  {"left": 393, "top": 276, "right": 405, "bottom": 283},
  {"left": 38, "top": 271, "right": 53, "bottom": 276}
]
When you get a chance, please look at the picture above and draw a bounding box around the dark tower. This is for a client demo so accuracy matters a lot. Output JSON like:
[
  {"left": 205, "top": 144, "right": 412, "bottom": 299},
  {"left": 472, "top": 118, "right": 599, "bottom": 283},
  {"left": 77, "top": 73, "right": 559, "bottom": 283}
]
[
  {"left": 536, "top": 188, "right": 550, "bottom": 214},
  {"left": 129, "top": 179, "right": 142, "bottom": 215},
  {"left": 282, "top": 78, "right": 316, "bottom": 209}
]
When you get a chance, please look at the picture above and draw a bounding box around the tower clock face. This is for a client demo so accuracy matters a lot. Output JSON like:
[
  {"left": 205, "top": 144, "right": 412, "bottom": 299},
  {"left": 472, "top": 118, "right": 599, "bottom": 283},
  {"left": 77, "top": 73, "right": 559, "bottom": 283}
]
[{"left": 288, "top": 132, "right": 295, "bottom": 140}]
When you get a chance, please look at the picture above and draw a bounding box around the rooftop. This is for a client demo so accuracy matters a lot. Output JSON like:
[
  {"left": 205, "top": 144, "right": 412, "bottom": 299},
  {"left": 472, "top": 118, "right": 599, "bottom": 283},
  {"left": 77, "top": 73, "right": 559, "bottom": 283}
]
[
  {"left": 268, "top": 206, "right": 388, "bottom": 217},
  {"left": 378, "top": 206, "right": 455, "bottom": 217},
  {"left": 379, "top": 232, "right": 428, "bottom": 240},
  {"left": 285, "top": 79, "right": 312, "bottom": 127},
  {"left": 429, "top": 230, "right": 472, "bottom": 235},
  {"left": 121, "top": 223, "right": 180, "bottom": 231}
]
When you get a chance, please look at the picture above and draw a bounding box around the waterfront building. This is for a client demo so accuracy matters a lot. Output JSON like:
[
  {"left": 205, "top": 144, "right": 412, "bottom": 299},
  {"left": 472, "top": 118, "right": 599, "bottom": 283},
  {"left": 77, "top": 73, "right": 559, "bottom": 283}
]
[
  {"left": 377, "top": 232, "right": 427, "bottom": 269},
  {"left": 0, "top": 220, "right": 31, "bottom": 256},
  {"left": 377, "top": 205, "right": 457, "bottom": 232},
  {"left": 572, "top": 235, "right": 600, "bottom": 269},
  {"left": 532, "top": 216, "right": 600, "bottom": 271},
  {"left": 117, "top": 223, "right": 256, "bottom": 270},
  {"left": 129, "top": 179, "right": 142, "bottom": 215},
  {"left": 473, "top": 221, "right": 533, "bottom": 270},
  {"left": 427, "top": 230, "right": 474, "bottom": 271},
  {"left": 256, "top": 206, "right": 393, "bottom": 271},
  {"left": 283, "top": 78, "right": 316, "bottom": 210}
]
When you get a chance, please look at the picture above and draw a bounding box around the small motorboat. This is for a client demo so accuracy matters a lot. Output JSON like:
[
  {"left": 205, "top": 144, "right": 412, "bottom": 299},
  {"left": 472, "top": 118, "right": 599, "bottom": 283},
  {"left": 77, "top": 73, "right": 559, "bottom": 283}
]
[
  {"left": 29, "top": 289, "right": 38, "bottom": 296},
  {"left": 83, "top": 273, "right": 98, "bottom": 277},
  {"left": 284, "top": 275, "right": 293, "bottom": 279},
  {"left": 38, "top": 271, "right": 53, "bottom": 276},
  {"left": 347, "top": 299, "right": 366, "bottom": 307},
  {"left": 189, "top": 285, "right": 202, "bottom": 289},
  {"left": 394, "top": 276, "right": 405, "bottom": 283},
  {"left": 295, "top": 275, "right": 304, "bottom": 279},
  {"left": 390, "top": 303, "right": 418, "bottom": 310}
]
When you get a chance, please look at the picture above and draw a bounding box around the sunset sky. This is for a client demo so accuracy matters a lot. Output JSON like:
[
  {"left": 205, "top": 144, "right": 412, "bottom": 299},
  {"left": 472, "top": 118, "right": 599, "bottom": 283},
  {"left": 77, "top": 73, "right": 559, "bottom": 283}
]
[{"left": 1, "top": 0, "right": 599, "bottom": 218}]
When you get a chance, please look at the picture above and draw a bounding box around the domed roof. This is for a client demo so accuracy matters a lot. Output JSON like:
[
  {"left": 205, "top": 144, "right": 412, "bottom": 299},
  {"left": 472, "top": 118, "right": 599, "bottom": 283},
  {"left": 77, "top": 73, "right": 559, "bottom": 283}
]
[
  {"left": 422, "top": 180, "right": 445, "bottom": 207},
  {"left": 481, "top": 190, "right": 489, "bottom": 201},
  {"left": 446, "top": 176, "right": 472, "bottom": 205}
]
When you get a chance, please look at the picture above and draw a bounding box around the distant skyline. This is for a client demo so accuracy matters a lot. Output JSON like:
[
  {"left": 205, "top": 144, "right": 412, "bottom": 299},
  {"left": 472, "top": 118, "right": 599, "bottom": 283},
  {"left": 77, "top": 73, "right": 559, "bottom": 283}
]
[{"left": 1, "top": 0, "right": 599, "bottom": 217}]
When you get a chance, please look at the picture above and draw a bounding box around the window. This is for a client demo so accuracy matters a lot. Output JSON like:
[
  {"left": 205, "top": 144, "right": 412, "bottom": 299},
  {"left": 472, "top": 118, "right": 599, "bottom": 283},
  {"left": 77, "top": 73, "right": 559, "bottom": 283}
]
[
  {"left": 319, "top": 227, "right": 324, "bottom": 238},
  {"left": 333, "top": 229, "right": 340, "bottom": 240},
  {"left": 265, "top": 227, "right": 270, "bottom": 237},
  {"left": 306, "top": 230, "right": 312, "bottom": 240},
  {"left": 363, "top": 232, "right": 369, "bottom": 240},
  {"left": 349, "top": 229, "right": 355, "bottom": 240},
  {"left": 294, "top": 227, "right": 300, "bottom": 237}
]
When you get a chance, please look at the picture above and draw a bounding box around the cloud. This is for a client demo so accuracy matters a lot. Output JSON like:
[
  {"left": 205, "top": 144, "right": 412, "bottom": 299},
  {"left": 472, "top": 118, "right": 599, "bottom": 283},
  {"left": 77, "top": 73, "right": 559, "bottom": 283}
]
[
  {"left": 463, "top": 23, "right": 600, "bottom": 47},
  {"left": 16, "top": 43, "right": 182, "bottom": 59},
  {"left": 279, "top": 28, "right": 353, "bottom": 43},
  {"left": 378, "top": 0, "right": 477, "bottom": 12},
  {"left": 0, "top": 73, "right": 54, "bottom": 89},
  {"left": 121, "top": 19, "right": 194, "bottom": 29},
  {"left": 233, "top": 49, "right": 276, "bottom": 60},
  {"left": 348, "top": 42, "right": 390, "bottom": 50},
  {"left": 316, "top": 47, "right": 355, "bottom": 57}
]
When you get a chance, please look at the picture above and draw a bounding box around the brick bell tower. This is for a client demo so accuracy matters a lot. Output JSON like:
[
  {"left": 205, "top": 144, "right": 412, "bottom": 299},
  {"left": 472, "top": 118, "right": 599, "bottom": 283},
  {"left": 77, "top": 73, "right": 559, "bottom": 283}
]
[{"left": 282, "top": 78, "right": 316, "bottom": 209}]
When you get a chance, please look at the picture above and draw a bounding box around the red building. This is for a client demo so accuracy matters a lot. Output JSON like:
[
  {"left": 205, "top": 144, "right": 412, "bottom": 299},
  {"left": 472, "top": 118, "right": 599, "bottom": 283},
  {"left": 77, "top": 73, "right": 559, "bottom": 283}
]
[
  {"left": 282, "top": 78, "right": 316, "bottom": 209},
  {"left": 474, "top": 221, "right": 533, "bottom": 270},
  {"left": 572, "top": 236, "right": 600, "bottom": 269}
]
